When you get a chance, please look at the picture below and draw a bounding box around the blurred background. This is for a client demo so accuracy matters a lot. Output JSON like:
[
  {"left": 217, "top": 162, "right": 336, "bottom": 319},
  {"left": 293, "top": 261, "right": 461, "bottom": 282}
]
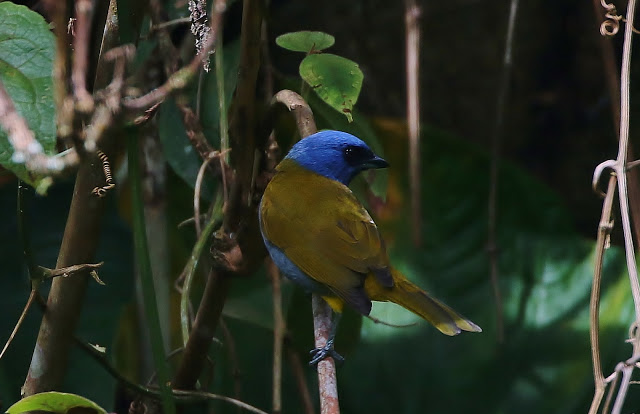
[{"left": 1, "top": 0, "right": 639, "bottom": 413}]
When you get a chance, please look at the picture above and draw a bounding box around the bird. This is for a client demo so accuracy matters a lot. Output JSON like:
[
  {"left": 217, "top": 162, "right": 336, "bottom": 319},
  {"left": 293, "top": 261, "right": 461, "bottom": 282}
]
[{"left": 259, "top": 130, "right": 481, "bottom": 364}]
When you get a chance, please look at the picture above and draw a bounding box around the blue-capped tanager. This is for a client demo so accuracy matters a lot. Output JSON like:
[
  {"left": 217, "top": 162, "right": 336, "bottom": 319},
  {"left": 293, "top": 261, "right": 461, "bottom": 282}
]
[{"left": 260, "top": 130, "right": 481, "bottom": 363}]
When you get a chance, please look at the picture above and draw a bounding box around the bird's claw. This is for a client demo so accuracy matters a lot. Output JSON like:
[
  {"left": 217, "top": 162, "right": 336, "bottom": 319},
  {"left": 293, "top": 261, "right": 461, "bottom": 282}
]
[{"left": 309, "top": 339, "right": 345, "bottom": 367}]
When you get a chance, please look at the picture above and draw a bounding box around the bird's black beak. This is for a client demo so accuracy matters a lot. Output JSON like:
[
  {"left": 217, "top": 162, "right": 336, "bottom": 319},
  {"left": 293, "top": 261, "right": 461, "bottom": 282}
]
[{"left": 364, "top": 155, "right": 389, "bottom": 170}]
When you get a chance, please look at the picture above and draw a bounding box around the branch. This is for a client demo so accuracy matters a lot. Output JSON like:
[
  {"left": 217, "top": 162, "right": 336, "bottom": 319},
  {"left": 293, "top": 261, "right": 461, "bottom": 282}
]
[
  {"left": 226, "top": 0, "right": 265, "bottom": 228},
  {"left": 588, "top": 1, "right": 640, "bottom": 413},
  {"left": 487, "top": 0, "right": 519, "bottom": 345},
  {"left": 173, "top": 269, "right": 231, "bottom": 389},
  {"left": 588, "top": 175, "right": 617, "bottom": 414},
  {"left": 21, "top": 151, "right": 112, "bottom": 396},
  {"left": 267, "top": 89, "right": 338, "bottom": 414},
  {"left": 266, "top": 90, "right": 317, "bottom": 139},
  {"left": 268, "top": 259, "right": 284, "bottom": 414},
  {"left": 404, "top": 0, "right": 421, "bottom": 246},
  {"left": 77, "top": 340, "right": 268, "bottom": 414},
  {"left": 311, "top": 295, "right": 340, "bottom": 414},
  {"left": 173, "top": 0, "right": 266, "bottom": 391},
  {"left": 22, "top": 0, "right": 127, "bottom": 396},
  {"left": 72, "top": 0, "right": 95, "bottom": 113},
  {"left": 286, "top": 345, "right": 315, "bottom": 414}
]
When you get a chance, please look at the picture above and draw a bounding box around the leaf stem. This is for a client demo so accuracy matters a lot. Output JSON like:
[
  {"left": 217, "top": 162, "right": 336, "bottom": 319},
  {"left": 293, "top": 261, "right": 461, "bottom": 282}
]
[
  {"left": 180, "top": 194, "right": 224, "bottom": 346},
  {"left": 216, "top": 30, "right": 229, "bottom": 164}
]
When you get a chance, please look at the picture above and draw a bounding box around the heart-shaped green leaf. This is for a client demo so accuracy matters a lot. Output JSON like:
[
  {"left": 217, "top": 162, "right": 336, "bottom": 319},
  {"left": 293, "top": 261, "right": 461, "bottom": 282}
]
[
  {"left": 300, "top": 53, "right": 363, "bottom": 122},
  {"left": 275, "top": 31, "right": 335, "bottom": 53},
  {"left": 0, "top": 2, "right": 56, "bottom": 193}
]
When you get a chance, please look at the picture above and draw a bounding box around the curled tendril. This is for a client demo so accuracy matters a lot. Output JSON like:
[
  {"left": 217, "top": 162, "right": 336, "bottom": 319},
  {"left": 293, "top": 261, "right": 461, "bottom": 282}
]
[
  {"left": 599, "top": 1, "right": 640, "bottom": 36},
  {"left": 600, "top": 1, "right": 621, "bottom": 36}
]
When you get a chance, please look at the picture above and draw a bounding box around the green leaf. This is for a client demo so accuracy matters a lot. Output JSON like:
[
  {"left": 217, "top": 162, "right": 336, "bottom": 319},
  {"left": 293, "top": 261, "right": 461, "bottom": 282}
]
[
  {"left": 275, "top": 31, "right": 335, "bottom": 53},
  {"left": 6, "top": 392, "right": 107, "bottom": 414},
  {"left": 0, "top": 2, "right": 56, "bottom": 193},
  {"left": 300, "top": 54, "right": 363, "bottom": 122}
]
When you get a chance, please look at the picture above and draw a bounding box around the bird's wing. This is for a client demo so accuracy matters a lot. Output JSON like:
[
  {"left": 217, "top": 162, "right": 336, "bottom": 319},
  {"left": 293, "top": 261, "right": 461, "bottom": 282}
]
[{"left": 261, "top": 162, "right": 391, "bottom": 314}]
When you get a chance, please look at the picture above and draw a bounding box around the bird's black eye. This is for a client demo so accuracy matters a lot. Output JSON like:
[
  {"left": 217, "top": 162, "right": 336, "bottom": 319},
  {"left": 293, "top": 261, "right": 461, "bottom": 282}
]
[{"left": 343, "top": 145, "right": 374, "bottom": 166}]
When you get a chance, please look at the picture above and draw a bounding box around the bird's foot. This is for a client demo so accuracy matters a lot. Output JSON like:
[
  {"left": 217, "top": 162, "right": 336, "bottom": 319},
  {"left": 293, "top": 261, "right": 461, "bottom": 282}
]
[{"left": 309, "top": 339, "right": 345, "bottom": 367}]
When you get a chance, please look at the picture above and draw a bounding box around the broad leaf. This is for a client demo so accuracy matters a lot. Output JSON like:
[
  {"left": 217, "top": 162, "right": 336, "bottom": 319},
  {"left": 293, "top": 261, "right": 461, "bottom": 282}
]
[
  {"left": 299, "top": 53, "right": 363, "bottom": 122},
  {"left": 6, "top": 392, "right": 107, "bottom": 414},
  {"left": 275, "top": 31, "right": 335, "bottom": 53},
  {"left": 0, "top": 2, "right": 55, "bottom": 193}
]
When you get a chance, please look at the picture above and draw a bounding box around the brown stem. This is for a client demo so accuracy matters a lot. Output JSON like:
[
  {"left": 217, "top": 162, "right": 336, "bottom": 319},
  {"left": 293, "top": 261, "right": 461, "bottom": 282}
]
[
  {"left": 72, "top": 0, "right": 95, "bottom": 113},
  {"left": 404, "top": 0, "right": 421, "bottom": 246},
  {"left": 591, "top": 0, "right": 640, "bottom": 245},
  {"left": 286, "top": 346, "right": 315, "bottom": 414},
  {"left": 311, "top": 295, "right": 340, "bottom": 414},
  {"left": 588, "top": 175, "right": 617, "bottom": 414},
  {"left": 173, "top": 269, "right": 231, "bottom": 389},
  {"left": 268, "top": 259, "right": 284, "bottom": 414},
  {"left": 42, "top": 0, "right": 70, "bottom": 138},
  {"left": 226, "top": 0, "right": 265, "bottom": 228},
  {"left": 22, "top": 0, "right": 130, "bottom": 395},
  {"left": 219, "top": 318, "right": 243, "bottom": 405},
  {"left": 172, "top": 0, "right": 266, "bottom": 393},
  {"left": 22, "top": 152, "right": 111, "bottom": 396},
  {"left": 263, "top": 90, "right": 337, "bottom": 413}
]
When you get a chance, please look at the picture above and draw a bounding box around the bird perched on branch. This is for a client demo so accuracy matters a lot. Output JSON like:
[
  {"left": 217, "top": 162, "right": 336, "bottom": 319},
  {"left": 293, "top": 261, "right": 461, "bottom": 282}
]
[{"left": 259, "top": 130, "right": 481, "bottom": 364}]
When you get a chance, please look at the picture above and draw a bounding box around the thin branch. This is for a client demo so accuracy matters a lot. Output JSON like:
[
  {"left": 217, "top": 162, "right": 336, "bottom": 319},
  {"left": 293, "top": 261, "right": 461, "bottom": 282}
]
[
  {"left": 286, "top": 346, "right": 315, "bottom": 414},
  {"left": 488, "top": 0, "right": 519, "bottom": 344},
  {"left": 77, "top": 340, "right": 268, "bottom": 414},
  {"left": 404, "top": 0, "right": 421, "bottom": 246},
  {"left": 588, "top": 175, "right": 617, "bottom": 414},
  {"left": 614, "top": 0, "right": 640, "bottom": 322},
  {"left": 42, "top": 0, "right": 70, "bottom": 139},
  {"left": 220, "top": 318, "right": 243, "bottom": 405},
  {"left": 216, "top": 31, "right": 230, "bottom": 165},
  {"left": 588, "top": 1, "right": 640, "bottom": 413},
  {"left": 268, "top": 258, "right": 284, "bottom": 414},
  {"left": 0, "top": 290, "right": 36, "bottom": 360},
  {"left": 173, "top": 268, "right": 232, "bottom": 389},
  {"left": 72, "top": 0, "right": 95, "bottom": 113},
  {"left": 149, "top": 17, "right": 192, "bottom": 34},
  {"left": 312, "top": 295, "right": 340, "bottom": 414},
  {"left": 266, "top": 90, "right": 317, "bottom": 140},
  {"left": 194, "top": 155, "right": 218, "bottom": 237},
  {"left": 84, "top": 45, "right": 133, "bottom": 153}
]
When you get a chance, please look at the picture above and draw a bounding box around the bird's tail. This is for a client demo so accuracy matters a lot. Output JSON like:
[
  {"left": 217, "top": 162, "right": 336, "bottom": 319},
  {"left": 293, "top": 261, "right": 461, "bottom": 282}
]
[{"left": 366, "top": 269, "right": 482, "bottom": 336}]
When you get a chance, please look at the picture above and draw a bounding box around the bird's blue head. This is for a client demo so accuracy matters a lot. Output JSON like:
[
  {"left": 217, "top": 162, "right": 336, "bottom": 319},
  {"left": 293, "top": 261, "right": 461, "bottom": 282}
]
[{"left": 284, "top": 130, "right": 389, "bottom": 185}]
